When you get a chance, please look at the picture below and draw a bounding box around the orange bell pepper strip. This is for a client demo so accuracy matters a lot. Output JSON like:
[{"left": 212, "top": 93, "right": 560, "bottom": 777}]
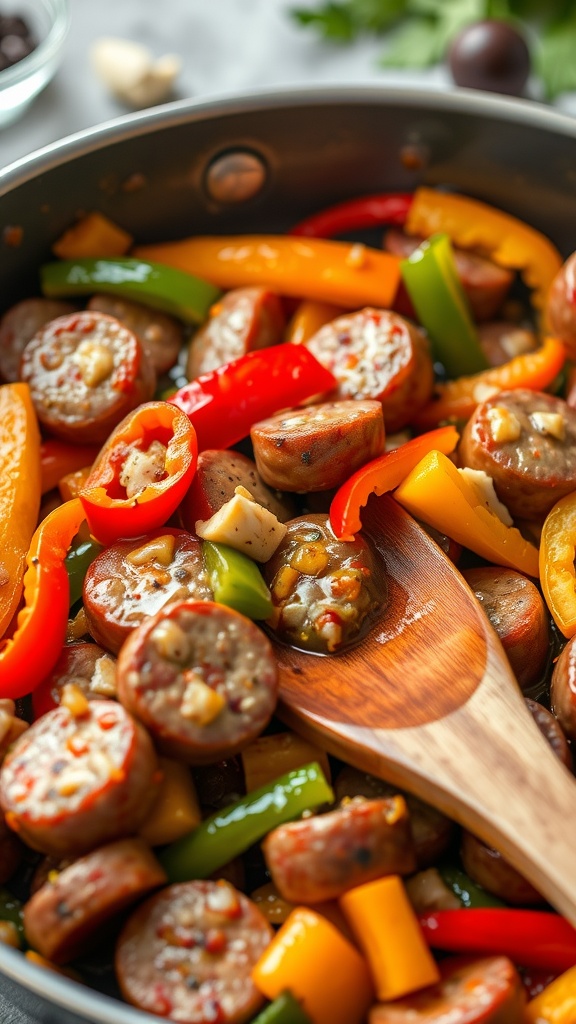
[
  {"left": 285, "top": 300, "right": 344, "bottom": 344},
  {"left": 413, "top": 336, "right": 566, "bottom": 429},
  {"left": 340, "top": 875, "right": 440, "bottom": 1001},
  {"left": 251, "top": 906, "right": 374, "bottom": 1024},
  {"left": 526, "top": 963, "right": 576, "bottom": 1023},
  {"left": 330, "top": 425, "right": 459, "bottom": 541},
  {"left": 52, "top": 211, "right": 133, "bottom": 260},
  {"left": 133, "top": 235, "right": 401, "bottom": 310},
  {"left": 0, "top": 498, "right": 86, "bottom": 699},
  {"left": 539, "top": 491, "right": 576, "bottom": 638},
  {"left": 0, "top": 383, "right": 41, "bottom": 641},
  {"left": 394, "top": 450, "right": 540, "bottom": 577},
  {"left": 40, "top": 439, "right": 100, "bottom": 495},
  {"left": 406, "top": 187, "right": 563, "bottom": 317}
]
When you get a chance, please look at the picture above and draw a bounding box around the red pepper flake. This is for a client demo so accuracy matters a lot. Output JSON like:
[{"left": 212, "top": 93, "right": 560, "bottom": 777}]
[
  {"left": 152, "top": 984, "right": 172, "bottom": 1015},
  {"left": 97, "top": 711, "right": 118, "bottom": 730},
  {"left": 204, "top": 928, "right": 227, "bottom": 955},
  {"left": 67, "top": 736, "right": 89, "bottom": 757}
]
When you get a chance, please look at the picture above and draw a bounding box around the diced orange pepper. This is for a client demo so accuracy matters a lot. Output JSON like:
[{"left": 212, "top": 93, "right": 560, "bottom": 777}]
[
  {"left": 134, "top": 235, "right": 401, "bottom": 310},
  {"left": 539, "top": 491, "right": 576, "bottom": 638},
  {"left": 138, "top": 757, "right": 201, "bottom": 846},
  {"left": 414, "top": 336, "right": 565, "bottom": 429},
  {"left": 58, "top": 466, "right": 93, "bottom": 503},
  {"left": 406, "top": 187, "right": 563, "bottom": 317},
  {"left": 286, "top": 300, "right": 344, "bottom": 343},
  {"left": 0, "top": 384, "right": 41, "bottom": 641},
  {"left": 52, "top": 212, "right": 133, "bottom": 259},
  {"left": 241, "top": 732, "right": 331, "bottom": 793},
  {"left": 394, "top": 450, "right": 540, "bottom": 577},
  {"left": 526, "top": 963, "right": 576, "bottom": 1023},
  {"left": 251, "top": 906, "right": 374, "bottom": 1024},
  {"left": 339, "top": 875, "right": 440, "bottom": 1002}
]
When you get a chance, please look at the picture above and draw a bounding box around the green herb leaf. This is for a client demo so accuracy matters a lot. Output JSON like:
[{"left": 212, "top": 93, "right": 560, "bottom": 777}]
[
  {"left": 380, "top": 16, "right": 445, "bottom": 67},
  {"left": 537, "top": 12, "right": 576, "bottom": 100},
  {"left": 349, "top": 0, "right": 408, "bottom": 32},
  {"left": 291, "top": 3, "right": 360, "bottom": 41}
]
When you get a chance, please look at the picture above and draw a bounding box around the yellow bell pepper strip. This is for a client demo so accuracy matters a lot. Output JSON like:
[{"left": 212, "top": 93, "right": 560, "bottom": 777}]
[
  {"left": 0, "top": 499, "right": 86, "bottom": 699},
  {"left": 526, "top": 964, "right": 576, "bottom": 1023},
  {"left": 394, "top": 450, "right": 540, "bottom": 577},
  {"left": 241, "top": 732, "right": 332, "bottom": 793},
  {"left": 52, "top": 212, "right": 133, "bottom": 259},
  {"left": 401, "top": 234, "right": 488, "bottom": 377},
  {"left": 285, "top": 300, "right": 344, "bottom": 344},
  {"left": 133, "top": 235, "right": 401, "bottom": 310},
  {"left": 539, "top": 491, "right": 576, "bottom": 638},
  {"left": 138, "top": 757, "right": 202, "bottom": 847},
  {"left": 406, "top": 186, "right": 563, "bottom": 316},
  {"left": 339, "top": 875, "right": 440, "bottom": 1002},
  {"left": 0, "top": 383, "right": 41, "bottom": 641},
  {"left": 329, "top": 425, "right": 459, "bottom": 542},
  {"left": 413, "top": 336, "right": 566, "bottom": 430},
  {"left": 251, "top": 907, "right": 374, "bottom": 1024},
  {"left": 40, "top": 439, "right": 100, "bottom": 495}
]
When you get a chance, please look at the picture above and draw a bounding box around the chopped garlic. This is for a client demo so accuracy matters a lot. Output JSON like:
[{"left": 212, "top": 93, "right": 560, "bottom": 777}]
[
  {"left": 486, "top": 406, "right": 522, "bottom": 444},
  {"left": 196, "top": 487, "right": 287, "bottom": 562},
  {"left": 151, "top": 620, "right": 190, "bottom": 664},
  {"left": 126, "top": 534, "right": 176, "bottom": 567},
  {"left": 458, "top": 468, "right": 514, "bottom": 526},
  {"left": 530, "top": 411, "right": 566, "bottom": 441},
  {"left": 181, "top": 677, "right": 225, "bottom": 725},
  {"left": 72, "top": 340, "right": 114, "bottom": 388},
  {"left": 90, "top": 38, "right": 181, "bottom": 109}
]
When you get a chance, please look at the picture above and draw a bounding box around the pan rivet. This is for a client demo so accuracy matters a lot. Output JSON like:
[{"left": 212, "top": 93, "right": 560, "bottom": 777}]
[{"left": 205, "top": 151, "right": 267, "bottom": 204}]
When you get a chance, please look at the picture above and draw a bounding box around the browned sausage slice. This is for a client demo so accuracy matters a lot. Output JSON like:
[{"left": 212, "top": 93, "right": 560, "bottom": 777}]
[
  {"left": 459, "top": 389, "right": 576, "bottom": 519},
  {"left": 83, "top": 528, "right": 213, "bottom": 655},
  {"left": 186, "top": 287, "right": 285, "bottom": 380},
  {"left": 525, "top": 697, "right": 572, "bottom": 769},
  {"left": 263, "top": 796, "right": 416, "bottom": 903},
  {"left": 179, "top": 448, "right": 296, "bottom": 532},
  {"left": 20, "top": 311, "right": 156, "bottom": 443},
  {"left": 115, "top": 880, "right": 273, "bottom": 1023},
  {"left": 369, "top": 955, "right": 525, "bottom": 1023},
  {"left": 87, "top": 294, "right": 184, "bottom": 374},
  {"left": 460, "top": 830, "right": 544, "bottom": 906},
  {"left": 117, "top": 600, "right": 278, "bottom": 763},
  {"left": 477, "top": 321, "right": 538, "bottom": 367},
  {"left": 24, "top": 837, "right": 167, "bottom": 963},
  {"left": 0, "top": 298, "right": 78, "bottom": 383},
  {"left": 384, "top": 228, "right": 515, "bottom": 322},
  {"left": 32, "top": 642, "right": 117, "bottom": 719},
  {"left": 301, "top": 308, "right": 434, "bottom": 432},
  {"left": 251, "top": 399, "right": 385, "bottom": 493},
  {"left": 551, "top": 633, "right": 576, "bottom": 743},
  {"left": 0, "top": 700, "right": 159, "bottom": 857},
  {"left": 461, "top": 567, "right": 549, "bottom": 691}
]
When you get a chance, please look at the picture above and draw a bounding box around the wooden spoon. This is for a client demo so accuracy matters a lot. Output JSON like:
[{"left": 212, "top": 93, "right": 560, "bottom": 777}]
[{"left": 275, "top": 495, "right": 576, "bottom": 925}]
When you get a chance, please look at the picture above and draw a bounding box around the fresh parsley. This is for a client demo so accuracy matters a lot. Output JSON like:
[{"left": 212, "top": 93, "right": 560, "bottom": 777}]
[{"left": 291, "top": 0, "right": 576, "bottom": 99}]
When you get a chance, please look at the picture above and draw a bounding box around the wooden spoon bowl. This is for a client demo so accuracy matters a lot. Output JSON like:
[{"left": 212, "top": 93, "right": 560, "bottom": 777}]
[{"left": 275, "top": 494, "right": 576, "bottom": 924}]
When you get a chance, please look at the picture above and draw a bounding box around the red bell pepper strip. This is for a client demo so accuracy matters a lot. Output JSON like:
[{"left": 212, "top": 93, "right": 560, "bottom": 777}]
[
  {"left": 419, "top": 909, "right": 576, "bottom": 973},
  {"left": 80, "top": 401, "right": 197, "bottom": 547},
  {"left": 290, "top": 193, "right": 413, "bottom": 238},
  {"left": 169, "top": 344, "right": 337, "bottom": 452},
  {"left": 0, "top": 498, "right": 86, "bottom": 699},
  {"left": 330, "top": 426, "right": 459, "bottom": 541},
  {"left": 40, "top": 439, "right": 100, "bottom": 495}
]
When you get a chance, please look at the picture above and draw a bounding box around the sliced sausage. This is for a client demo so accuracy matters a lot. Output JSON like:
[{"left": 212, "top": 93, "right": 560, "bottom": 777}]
[
  {"left": 179, "top": 448, "right": 296, "bottom": 533},
  {"left": 547, "top": 250, "right": 576, "bottom": 359},
  {"left": 0, "top": 297, "right": 78, "bottom": 383},
  {"left": 115, "top": 880, "right": 273, "bottom": 1023},
  {"left": 186, "top": 287, "right": 285, "bottom": 380},
  {"left": 334, "top": 765, "right": 454, "bottom": 869},
  {"left": 250, "top": 399, "right": 385, "bottom": 493},
  {"left": 369, "top": 955, "right": 525, "bottom": 1023},
  {"left": 87, "top": 294, "right": 183, "bottom": 374},
  {"left": 31, "top": 643, "right": 117, "bottom": 719},
  {"left": 83, "top": 528, "right": 213, "bottom": 655},
  {"left": 551, "top": 633, "right": 576, "bottom": 743},
  {"left": 458, "top": 389, "right": 576, "bottom": 519},
  {"left": 460, "top": 829, "right": 544, "bottom": 906},
  {"left": 24, "top": 838, "right": 167, "bottom": 963},
  {"left": 20, "top": 311, "right": 156, "bottom": 444},
  {"left": 264, "top": 514, "right": 382, "bottom": 654},
  {"left": 461, "top": 567, "right": 549, "bottom": 691},
  {"left": 301, "top": 308, "right": 434, "bottom": 432},
  {"left": 117, "top": 600, "right": 278, "bottom": 764},
  {"left": 525, "top": 697, "right": 572, "bottom": 769},
  {"left": 477, "top": 321, "right": 538, "bottom": 367},
  {"left": 263, "top": 796, "right": 416, "bottom": 904},
  {"left": 384, "top": 228, "right": 515, "bottom": 322},
  {"left": 0, "top": 700, "right": 159, "bottom": 857}
]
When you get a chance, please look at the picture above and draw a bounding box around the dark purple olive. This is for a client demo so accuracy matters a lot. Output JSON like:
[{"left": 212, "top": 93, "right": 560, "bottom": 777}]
[{"left": 448, "top": 20, "right": 531, "bottom": 97}]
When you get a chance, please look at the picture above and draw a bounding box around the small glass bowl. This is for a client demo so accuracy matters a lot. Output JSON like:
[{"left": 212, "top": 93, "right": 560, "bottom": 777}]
[{"left": 0, "top": 0, "right": 69, "bottom": 129}]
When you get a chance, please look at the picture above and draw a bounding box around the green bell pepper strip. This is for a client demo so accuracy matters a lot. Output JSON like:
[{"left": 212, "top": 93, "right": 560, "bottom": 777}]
[
  {"left": 252, "top": 992, "right": 312, "bottom": 1024},
  {"left": 400, "top": 233, "right": 489, "bottom": 378},
  {"left": 159, "top": 762, "right": 333, "bottom": 883},
  {"left": 438, "top": 863, "right": 505, "bottom": 909},
  {"left": 40, "top": 257, "right": 221, "bottom": 324},
  {"left": 64, "top": 538, "right": 103, "bottom": 607},
  {"left": 202, "top": 541, "right": 273, "bottom": 620}
]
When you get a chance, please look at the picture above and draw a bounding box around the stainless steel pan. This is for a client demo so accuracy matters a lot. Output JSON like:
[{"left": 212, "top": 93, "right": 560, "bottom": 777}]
[{"left": 1, "top": 85, "right": 576, "bottom": 1024}]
